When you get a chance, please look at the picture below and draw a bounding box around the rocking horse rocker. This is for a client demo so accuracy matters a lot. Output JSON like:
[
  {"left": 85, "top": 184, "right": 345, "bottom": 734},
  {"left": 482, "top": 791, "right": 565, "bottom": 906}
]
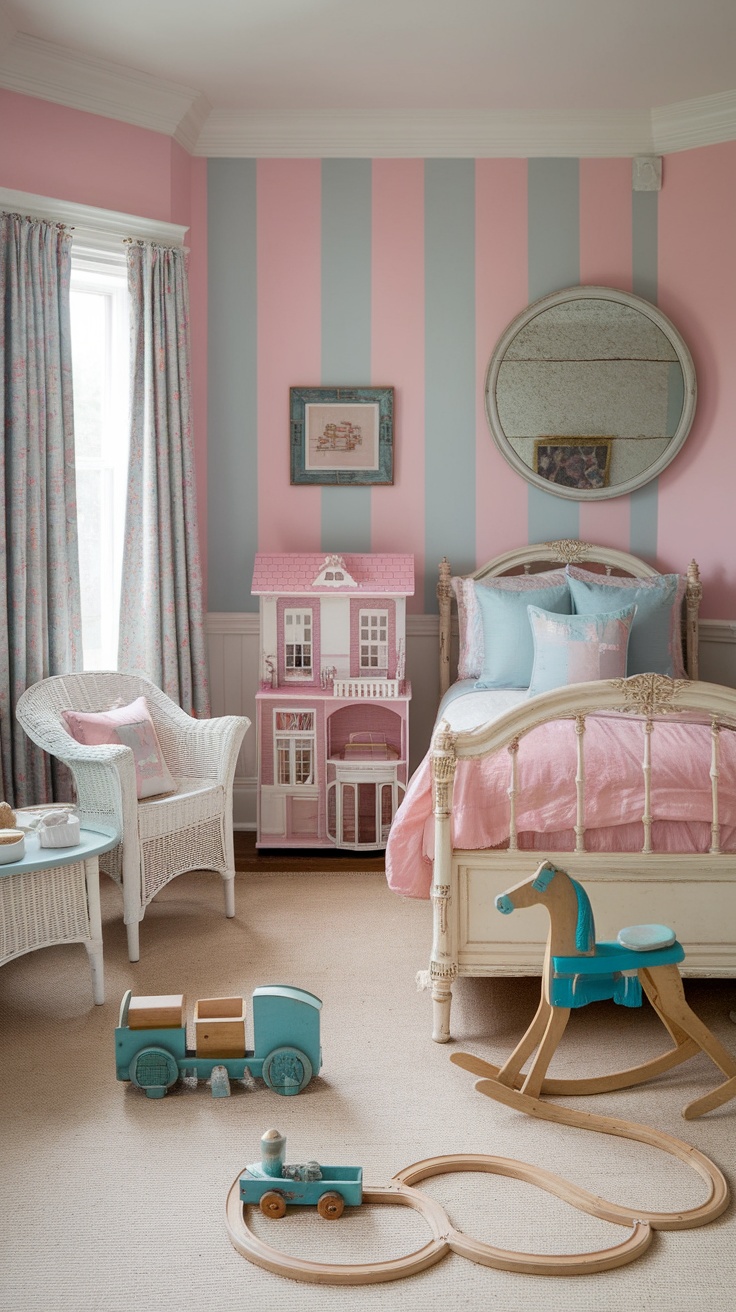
[{"left": 452, "top": 860, "right": 736, "bottom": 1121}]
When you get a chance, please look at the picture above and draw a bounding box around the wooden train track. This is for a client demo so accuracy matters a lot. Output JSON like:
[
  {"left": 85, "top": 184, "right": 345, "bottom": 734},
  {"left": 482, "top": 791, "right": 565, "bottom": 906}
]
[{"left": 225, "top": 1098, "right": 728, "bottom": 1284}]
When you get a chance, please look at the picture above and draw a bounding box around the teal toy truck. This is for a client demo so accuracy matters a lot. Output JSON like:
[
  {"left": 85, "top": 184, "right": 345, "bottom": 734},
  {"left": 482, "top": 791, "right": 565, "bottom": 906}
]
[
  {"left": 240, "top": 1129, "right": 363, "bottom": 1219},
  {"left": 115, "top": 986, "right": 322, "bottom": 1099}
]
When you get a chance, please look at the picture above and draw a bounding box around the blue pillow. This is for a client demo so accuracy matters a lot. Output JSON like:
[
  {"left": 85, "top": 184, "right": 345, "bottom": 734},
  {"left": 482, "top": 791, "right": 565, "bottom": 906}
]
[
  {"left": 527, "top": 603, "right": 637, "bottom": 697},
  {"left": 473, "top": 575, "right": 571, "bottom": 689},
  {"left": 566, "top": 565, "right": 686, "bottom": 678}
]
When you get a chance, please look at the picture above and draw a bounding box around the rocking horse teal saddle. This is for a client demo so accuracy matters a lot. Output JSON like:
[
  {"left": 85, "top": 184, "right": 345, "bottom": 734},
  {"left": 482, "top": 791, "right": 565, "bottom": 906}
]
[
  {"left": 495, "top": 866, "right": 685, "bottom": 1009},
  {"left": 550, "top": 924, "right": 684, "bottom": 1009}
]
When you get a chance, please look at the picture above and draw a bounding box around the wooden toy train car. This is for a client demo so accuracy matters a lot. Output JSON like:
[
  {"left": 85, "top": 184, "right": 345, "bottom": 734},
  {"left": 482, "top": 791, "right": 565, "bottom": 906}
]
[
  {"left": 115, "top": 986, "right": 322, "bottom": 1099},
  {"left": 239, "top": 1129, "right": 362, "bottom": 1219}
]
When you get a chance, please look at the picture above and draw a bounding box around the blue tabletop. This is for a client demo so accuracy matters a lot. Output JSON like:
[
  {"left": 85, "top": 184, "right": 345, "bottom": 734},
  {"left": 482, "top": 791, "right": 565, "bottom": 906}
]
[{"left": 0, "top": 826, "right": 119, "bottom": 876}]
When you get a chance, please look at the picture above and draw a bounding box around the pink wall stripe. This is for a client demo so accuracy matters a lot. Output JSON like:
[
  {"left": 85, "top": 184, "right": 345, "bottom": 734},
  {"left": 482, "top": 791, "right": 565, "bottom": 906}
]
[
  {"left": 578, "top": 158, "right": 633, "bottom": 549},
  {"left": 0, "top": 89, "right": 177, "bottom": 220},
  {"left": 475, "top": 159, "right": 529, "bottom": 564},
  {"left": 657, "top": 142, "right": 736, "bottom": 618},
  {"left": 257, "top": 160, "right": 323, "bottom": 552},
  {"left": 371, "top": 160, "right": 425, "bottom": 612}
]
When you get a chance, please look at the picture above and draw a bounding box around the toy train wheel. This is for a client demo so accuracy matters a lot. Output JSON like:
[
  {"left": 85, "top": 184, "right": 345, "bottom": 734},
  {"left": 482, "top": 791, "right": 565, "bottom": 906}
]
[
  {"left": 317, "top": 1191, "right": 344, "bottom": 1220},
  {"left": 129, "top": 1046, "right": 179, "bottom": 1098},
  {"left": 261, "top": 1046, "right": 313, "bottom": 1096},
  {"left": 259, "top": 1190, "right": 287, "bottom": 1219}
]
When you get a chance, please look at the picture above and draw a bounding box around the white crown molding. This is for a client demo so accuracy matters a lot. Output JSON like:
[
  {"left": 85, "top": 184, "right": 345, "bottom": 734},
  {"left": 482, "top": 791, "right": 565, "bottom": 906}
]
[
  {"left": 174, "top": 91, "right": 213, "bottom": 154},
  {"left": 0, "top": 5, "right": 16, "bottom": 57},
  {"left": 195, "top": 107, "right": 655, "bottom": 159},
  {"left": 652, "top": 88, "right": 736, "bottom": 154},
  {"left": 0, "top": 186, "right": 188, "bottom": 250},
  {"left": 0, "top": 32, "right": 204, "bottom": 140},
  {"left": 0, "top": 30, "right": 735, "bottom": 158}
]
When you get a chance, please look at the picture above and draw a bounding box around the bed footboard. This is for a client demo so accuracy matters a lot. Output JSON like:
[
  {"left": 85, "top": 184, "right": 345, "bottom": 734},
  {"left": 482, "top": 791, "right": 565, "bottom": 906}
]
[{"left": 428, "top": 675, "right": 736, "bottom": 1041}]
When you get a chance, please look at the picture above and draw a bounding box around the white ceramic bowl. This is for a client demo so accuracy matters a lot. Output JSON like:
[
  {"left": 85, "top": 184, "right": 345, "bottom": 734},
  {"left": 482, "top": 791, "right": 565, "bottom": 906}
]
[{"left": 0, "top": 830, "right": 25, "bottom": 863}]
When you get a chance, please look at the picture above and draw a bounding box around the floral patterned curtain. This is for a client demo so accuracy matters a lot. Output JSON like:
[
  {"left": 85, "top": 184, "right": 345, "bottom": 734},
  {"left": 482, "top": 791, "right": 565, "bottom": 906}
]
[
  {"left": 118, "top": 242, "right": 209, "bottom": 715},
  {"left": 0, "top": 212, "right": 82, "bottom": 806}
]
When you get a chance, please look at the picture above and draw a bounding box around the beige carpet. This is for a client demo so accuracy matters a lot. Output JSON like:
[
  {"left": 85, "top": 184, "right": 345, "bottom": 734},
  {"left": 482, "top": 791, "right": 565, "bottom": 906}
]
[{"left": 1, "top": 866, "right": 735, "bottom": 1311}]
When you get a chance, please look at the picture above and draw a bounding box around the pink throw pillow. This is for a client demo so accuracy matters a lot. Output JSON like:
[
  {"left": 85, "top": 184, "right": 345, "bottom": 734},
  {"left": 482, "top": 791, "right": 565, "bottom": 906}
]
[{"left": 61, "top": 696, "right": 176, "bottom": 799}]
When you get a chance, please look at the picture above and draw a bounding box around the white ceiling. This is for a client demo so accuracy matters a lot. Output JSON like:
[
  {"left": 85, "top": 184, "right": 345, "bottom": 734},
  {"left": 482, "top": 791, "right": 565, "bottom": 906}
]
[{"left": 1, "top": 0, "right": 736, "bottom": 156}]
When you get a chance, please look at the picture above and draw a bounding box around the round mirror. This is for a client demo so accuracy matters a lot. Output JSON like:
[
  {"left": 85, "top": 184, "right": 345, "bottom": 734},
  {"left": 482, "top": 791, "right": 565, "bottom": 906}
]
[{"left": 485, "top": 285, "right": 697, "bottom": 500}]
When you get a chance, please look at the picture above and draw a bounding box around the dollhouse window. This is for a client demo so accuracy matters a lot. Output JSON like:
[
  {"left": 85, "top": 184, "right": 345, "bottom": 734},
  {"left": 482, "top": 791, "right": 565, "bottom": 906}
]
[
  {"left": 274, "top": 711, "right": 316, "bottom": 786},
  {"left": 359, "top": 610, "right": 388, "bottom": 671},
  {"left": 284, "top": 609, "right": 313, "bottom": 678}
]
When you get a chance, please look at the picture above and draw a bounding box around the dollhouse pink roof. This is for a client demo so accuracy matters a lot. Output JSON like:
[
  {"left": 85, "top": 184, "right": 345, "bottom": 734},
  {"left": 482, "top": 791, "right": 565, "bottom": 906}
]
[{"left": 252, "top": 553, "right": 414, "bottom": 595}]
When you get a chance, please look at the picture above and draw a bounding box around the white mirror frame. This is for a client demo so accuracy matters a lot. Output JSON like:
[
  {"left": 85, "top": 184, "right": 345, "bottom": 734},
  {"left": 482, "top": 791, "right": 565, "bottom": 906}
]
[{"left": 484, "top": 285, "right": 697, "bottom": 501}]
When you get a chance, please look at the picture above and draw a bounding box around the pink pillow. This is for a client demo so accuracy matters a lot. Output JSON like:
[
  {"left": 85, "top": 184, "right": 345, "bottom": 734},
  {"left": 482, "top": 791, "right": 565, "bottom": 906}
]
[{"left": 61, "top": 696, "right": 176, "bottom": 799}]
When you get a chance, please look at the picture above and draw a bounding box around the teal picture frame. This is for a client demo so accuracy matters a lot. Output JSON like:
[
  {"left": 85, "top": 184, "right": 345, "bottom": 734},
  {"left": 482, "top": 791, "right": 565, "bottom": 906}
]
[{"left": 290, "top": 386, "right": 394, "bottom": 485}]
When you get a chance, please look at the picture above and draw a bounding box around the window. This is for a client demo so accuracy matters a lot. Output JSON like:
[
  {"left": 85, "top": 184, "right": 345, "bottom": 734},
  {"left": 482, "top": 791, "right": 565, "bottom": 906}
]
[
  {"left": 70, "top": 250, "right": 129, "bottom": 669},
  {"left": 274, "top": 711, "right": 316, "bottom": 786},
  {"left": 359, "top": 610, "right": 388, "bottom": 671},
  {"left": 284, "top": 609, "right": 313, "bottom": 678}
]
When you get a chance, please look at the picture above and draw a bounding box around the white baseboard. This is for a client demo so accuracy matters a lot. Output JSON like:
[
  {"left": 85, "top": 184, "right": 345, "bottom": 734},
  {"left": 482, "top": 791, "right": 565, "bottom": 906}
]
[{"left": 207, "top": 612, "right": 736, "bottom": 830}]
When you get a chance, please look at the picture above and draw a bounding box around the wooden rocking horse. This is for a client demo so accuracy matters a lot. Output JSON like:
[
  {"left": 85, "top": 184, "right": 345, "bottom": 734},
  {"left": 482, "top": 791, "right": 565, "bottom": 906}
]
[{"left": 452, "top": 860, "right": 736, "bottom": 1120}]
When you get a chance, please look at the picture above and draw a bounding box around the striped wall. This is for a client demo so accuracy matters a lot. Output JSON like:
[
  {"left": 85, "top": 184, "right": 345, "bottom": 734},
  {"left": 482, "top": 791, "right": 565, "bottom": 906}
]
[{"left": 207, "top": 146, "right": 736, "bottom": 620}]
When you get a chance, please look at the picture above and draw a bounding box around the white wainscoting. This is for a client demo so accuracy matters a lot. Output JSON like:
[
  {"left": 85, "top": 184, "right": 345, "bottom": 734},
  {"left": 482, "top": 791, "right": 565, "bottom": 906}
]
[{"left": 206, "top": 613, "right": 736, "bottom": 830}]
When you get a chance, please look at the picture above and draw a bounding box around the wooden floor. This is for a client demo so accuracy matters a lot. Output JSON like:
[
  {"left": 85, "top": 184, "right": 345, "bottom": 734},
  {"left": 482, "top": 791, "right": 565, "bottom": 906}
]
[{"left": 233, "top": 830, "right": 386, "bottom": 872}]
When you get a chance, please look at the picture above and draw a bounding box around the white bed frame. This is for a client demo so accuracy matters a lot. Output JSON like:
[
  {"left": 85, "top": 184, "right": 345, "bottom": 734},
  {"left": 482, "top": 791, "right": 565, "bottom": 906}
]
[{"left": 428, "top": 539, "right": 736, "bottom": 1042}]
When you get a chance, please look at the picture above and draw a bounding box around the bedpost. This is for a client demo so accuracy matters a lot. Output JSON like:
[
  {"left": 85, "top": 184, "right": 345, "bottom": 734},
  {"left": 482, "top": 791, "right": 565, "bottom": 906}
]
[
  {"left": 430, "top": 720, "right": 458, "bottom": 1042},
  {"left": 438, "top": 558, "right": 453, "bottom": 699},
  {"left": 686, "top": 559, "right": 702, "bottom": 681}
]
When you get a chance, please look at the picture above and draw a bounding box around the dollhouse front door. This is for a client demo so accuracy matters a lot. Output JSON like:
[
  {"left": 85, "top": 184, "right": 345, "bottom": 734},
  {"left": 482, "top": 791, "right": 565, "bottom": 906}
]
[{"left": 326, "top": 762, "right": 404, "bottom": 850}]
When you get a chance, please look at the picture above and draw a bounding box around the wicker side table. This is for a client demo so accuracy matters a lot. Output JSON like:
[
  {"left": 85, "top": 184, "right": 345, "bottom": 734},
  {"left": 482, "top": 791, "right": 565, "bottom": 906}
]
[{"left": 0, "top": 827, "right": 118, "bottom": 1005}]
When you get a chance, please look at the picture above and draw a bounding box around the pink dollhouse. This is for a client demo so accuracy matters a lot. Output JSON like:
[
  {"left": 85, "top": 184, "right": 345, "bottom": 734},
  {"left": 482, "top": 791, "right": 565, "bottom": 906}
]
[{"left": 252, "top": 552, "right": 414, "bottom": 850}]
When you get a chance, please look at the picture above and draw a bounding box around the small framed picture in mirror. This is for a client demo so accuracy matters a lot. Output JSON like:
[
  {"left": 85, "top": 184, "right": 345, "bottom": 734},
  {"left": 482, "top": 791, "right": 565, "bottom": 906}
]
[{"left": 533, "top": 439, "right": 612, "bottom": 491}]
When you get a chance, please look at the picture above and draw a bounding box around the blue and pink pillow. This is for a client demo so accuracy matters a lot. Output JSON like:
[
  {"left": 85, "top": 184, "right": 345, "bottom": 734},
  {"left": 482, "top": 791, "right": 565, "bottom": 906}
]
[{"left": 526, "top": 603, "right": 637, "bottom": 697}]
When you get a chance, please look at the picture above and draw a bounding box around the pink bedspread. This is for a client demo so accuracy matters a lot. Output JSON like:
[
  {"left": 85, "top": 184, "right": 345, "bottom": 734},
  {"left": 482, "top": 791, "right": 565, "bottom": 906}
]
[{"left": 386, "top": 713, "right": 736, "bottom": 899}]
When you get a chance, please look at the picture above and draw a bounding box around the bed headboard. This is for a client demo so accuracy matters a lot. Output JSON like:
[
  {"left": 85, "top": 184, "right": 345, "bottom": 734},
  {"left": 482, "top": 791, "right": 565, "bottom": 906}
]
[{"left": 437, "top": 539, "right": 702, "bottom": 697}]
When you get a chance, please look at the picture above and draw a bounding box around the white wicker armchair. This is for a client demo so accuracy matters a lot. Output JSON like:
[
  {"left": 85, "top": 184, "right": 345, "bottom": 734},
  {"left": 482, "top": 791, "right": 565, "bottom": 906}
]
[{"left": 16, "top": 672, "right": 250, "bottom": 962}]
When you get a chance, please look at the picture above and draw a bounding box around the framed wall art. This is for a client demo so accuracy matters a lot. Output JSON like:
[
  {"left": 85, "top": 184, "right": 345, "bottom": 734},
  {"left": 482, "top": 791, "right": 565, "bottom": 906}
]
[
  {"left": 533, "top": 438, "right": 613, "bottom": 492},
  {"left": 290, "top": 386, "right": 394, "bottom": 486}
]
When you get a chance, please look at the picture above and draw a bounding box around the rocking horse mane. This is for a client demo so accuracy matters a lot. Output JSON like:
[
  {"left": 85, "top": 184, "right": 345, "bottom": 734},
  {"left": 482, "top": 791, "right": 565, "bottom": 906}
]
[
  {"left": 532, "top": 863, "right": 595, "bottom": 952},
  {"left": 570, "top": 877, "right": 595, "bottom": 953}
]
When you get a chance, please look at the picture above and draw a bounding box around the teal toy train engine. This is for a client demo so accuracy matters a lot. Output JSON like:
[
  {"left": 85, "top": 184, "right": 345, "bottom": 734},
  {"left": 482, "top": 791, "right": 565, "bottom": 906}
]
[
  {"left": 115, "top": 986, "right": 322, "bottom": 1099},
  {"left": 240, "top": 1129, "right": 363, "bottom": 1219}
]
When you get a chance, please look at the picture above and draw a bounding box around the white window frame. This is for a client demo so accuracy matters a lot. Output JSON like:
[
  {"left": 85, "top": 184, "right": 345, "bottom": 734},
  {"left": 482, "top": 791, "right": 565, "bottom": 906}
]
[
  {"left": 70, "top": 247, "right": 130, "bottom": 670},
  {"left": 359, "top": 609, "right": 389, "bottom": 672},
  {"left": 284, "top": 608, "right": 313, "bottom": 679},
  {"left": 273, "top": 710, "right": 316, "bottom": 787},
  {"left": 0, "top": 188, "right": 188, "bottom": 671}
]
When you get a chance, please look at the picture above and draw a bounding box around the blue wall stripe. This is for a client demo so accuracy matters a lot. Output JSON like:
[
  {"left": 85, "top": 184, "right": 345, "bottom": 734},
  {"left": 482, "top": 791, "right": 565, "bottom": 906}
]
[
  {"left": 527, "top": 159, "right": 580, "bottom": 303},
  {"left": 629, "top": 479, "right": 659, "bottom": 561},
  {"left": 207, "top": 159, "right": 258, "bottom": 612},
  {"left": 321, "top": 160, "right": 373, "bottom": 552},
  {"left": 632, "top": 191, "right": 659, "bottom": 306},
  {"left": 527, "top": 159, "right": 581, "bottom": 544},
  {"left": 527, "top": 483, "right": 579, "bottom": 545},
  {"left": 424, "top": 160, "right": 477, "bottom": 610},
  {"left": 630, "top": 189, "right": 659, "bottom": 561}
]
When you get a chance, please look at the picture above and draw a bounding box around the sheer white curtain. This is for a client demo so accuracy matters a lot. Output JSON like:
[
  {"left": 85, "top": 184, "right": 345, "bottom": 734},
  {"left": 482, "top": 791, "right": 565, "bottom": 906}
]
[
  {"left": 0, "top": 212, "right": 82, "bottom": 805},
  {"left": 118, "top": 241, "right": 209, "bottom": 715}
]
